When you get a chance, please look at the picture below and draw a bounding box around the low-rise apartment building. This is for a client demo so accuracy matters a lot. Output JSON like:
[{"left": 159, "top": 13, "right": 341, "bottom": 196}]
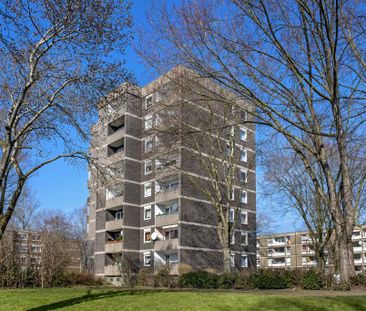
[{"left": 257, "top": 227, "right": 366, "bottom": 273}]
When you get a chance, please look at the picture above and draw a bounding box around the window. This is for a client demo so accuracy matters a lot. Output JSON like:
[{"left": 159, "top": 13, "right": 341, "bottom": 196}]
[
  {"left": 145, "top": 95, "right": 153, "bottom": 109},
  {"left": 144, "top": 115, "right": 153, "bottom": 130},
  {"left": 164, "top": 227, "right": 178, "bottom": 240},
  {"left": 32, "top": 234, "right": 41, "bottom": 241},
  {"left": 144, "top": 205, "right": 152, "bottom": 220},
  {"left": 144, "top": 160, "right": 152, "bottom": 175},
  {"left": 144, "top": 182, "right": 152, "bottom": 198},
  {"left": 240, "top": 210, "right": 248, "bottom": 225},
  {"left": 20, "top": 256, "right": 27, "bottom": 265},
  {"left": 32, "top": 245, "right": 41, "bottom": 253},
  {"left": 20, "top": 244, "right": 27, "bottom": 252},
  {"left": 240, "top": 149, "right": 248, "bottom": 162},
  {"left": 165, "top": 253, "right": 178, "bottom": 263},
  {"left": 226, "top": 144, "right": 231, "bottom": 157},
  {"left": 239, "top": 127, "right": 247, "bottom": 141},
  {"left": 144, "top": 252, "right": 151, "bottom": 266},
  {"left": 239, "top": 169, "right": 248, "bottom": 183},
  {"left": 144, "top": 229, "right": 151, "bottom": 243},
  {"left": 229, "top": 208, "right": 235, "bottom": 222},
  {"left": 115, "top": 210, "right": 123, "bottom": 220},
  {"left": 230, "top": 253, "right": 235, "bottom": 267},
  {"left": 241, "top": 110, "right": 248, "bottom": 121},
  {"left": 230, "top": 232, "right": 235, "bottom": 245},
  {"left": 230, "top": 188, "right": 235, "bottom": 201},
  {"left": 145, "top": 137, "right": 153, "bottom": 153},
  {"left": 18, "top": 233, "right": 28, "bottom": 240},
  {"left": 241, "top": 232, "right": 248, "bottom": 245},
  {"left": 240, "top": 255, "right": 248, "bottom": 268},
  {"left": 240, "top": 191, "right": 248, "bottom": 204}
]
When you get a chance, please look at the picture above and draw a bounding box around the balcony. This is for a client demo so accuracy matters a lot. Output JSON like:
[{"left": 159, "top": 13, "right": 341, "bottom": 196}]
[
  {"left": 353, "top": 246, "right": 363, "bottom": 253},
  {"left": 155, "top": 187, "right": 180, "bottom": 203},
  {"left": 269, "top": 252, "right": 286, "bottom": 257},
  {"left": 106, "top": 196, "right": 123, "bottom": 209},
  {"left": 105, "top": 265, "right": 121, "bottom": 275},
  {"left": 269, "top": 262, "right": 286, "bottom": 267},
  {"left": 154, "top": 238, "right": 179, "bottom": 251},
  {"left": 107, "top": 127, "right": 125, "bottom": 146},
  {"left": 105, "top": 241, "right": 123, "bottom": 253},
  {"left": 106, "top": 219, "right": 123, "bottom": 231},
  {"left": 302, "top": 261, "right": 317, "bottom": 266},
  {"left": 352, "top": 232, "right": 362, "bottom": 240},
  {"left": 155, "top": 212, "right": 179, "bottom": 227}
]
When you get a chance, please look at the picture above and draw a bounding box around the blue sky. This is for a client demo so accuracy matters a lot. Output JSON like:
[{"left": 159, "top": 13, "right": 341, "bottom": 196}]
[{"left": 30, "top": 1, "right": 300, "bottom": 233}]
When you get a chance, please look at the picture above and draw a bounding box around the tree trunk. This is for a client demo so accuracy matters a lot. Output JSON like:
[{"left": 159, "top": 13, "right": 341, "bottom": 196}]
[
  {"left": 336, "top": 223, "right": 355, "bottom": 287},
  {"left": 222, "top": 246, "right": 231, "bottom": 273}
]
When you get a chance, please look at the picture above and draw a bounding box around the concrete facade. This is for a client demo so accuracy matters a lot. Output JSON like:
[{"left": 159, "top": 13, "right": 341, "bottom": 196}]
[
  {"left": 257, "top": 226, "right": 366, "bottom": 273},
  {"left": 87, "top": 67, "right": 256, "bottom": 282}
]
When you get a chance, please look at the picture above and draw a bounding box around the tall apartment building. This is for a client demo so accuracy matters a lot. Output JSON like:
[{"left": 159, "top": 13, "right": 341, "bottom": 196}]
[
  {"left": 257, "top": 226, "right": 366, "bottom": 273},
  {"left": 87, "top": 66, "right": 256, "bottom": 282}
]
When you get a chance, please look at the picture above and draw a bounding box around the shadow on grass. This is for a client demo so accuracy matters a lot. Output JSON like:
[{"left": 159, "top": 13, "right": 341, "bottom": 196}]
[
  {"left": 26, "top": 289, "right": 155, "bottom": 311},
  {"left": 242, "top": 296, "right": 366, "bottom": 311}
]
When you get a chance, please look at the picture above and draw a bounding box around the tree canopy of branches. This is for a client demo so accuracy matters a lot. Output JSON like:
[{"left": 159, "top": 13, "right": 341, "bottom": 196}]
[
  {"left": 0, "top": 0, "right": 132, "bottom": 239},
  {"left": 139, "top": 0, "right": 366, "bottom": 285}
]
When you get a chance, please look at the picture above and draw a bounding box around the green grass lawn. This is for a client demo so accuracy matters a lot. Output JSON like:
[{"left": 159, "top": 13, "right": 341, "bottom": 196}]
[{"left": 1, "top": 288, "right": 366, "bottom": 311}]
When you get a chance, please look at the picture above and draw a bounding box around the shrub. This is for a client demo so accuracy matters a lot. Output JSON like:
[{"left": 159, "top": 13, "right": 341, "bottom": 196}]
[
  {"left": 252, "top": 269, "right": 290, "bottom": 289},
  {"left": 235, "top": 271, "right": 256, "bottom": 289},
  {"left": 52, "top": 272, "right": 103, "bottom": 287},
  {"left": 350, "top": 274, "right": 366, "bottom": 287},
  {"left": 136, "top": 267, "right": 154, "bottom": 287},
  {"left": 301, "top": 269, "right": 324, "bottom": 290},
  {"left": 218, "top": 273, "right": 237, "bottom": 289},
  {"left": 179, "top": 271, "right": 219, "bottom": 289}
]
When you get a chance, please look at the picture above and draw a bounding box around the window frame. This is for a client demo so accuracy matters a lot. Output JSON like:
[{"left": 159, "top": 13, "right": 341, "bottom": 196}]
[
  {"left": 240, "top": 148, "right": 248, "bottom": 162},
  {"left": 144, "top": 229, "right": 152, "bottom": 243},
  {"left": 240, "top": 254, "right": 248, "bottom": 268},
  {"left": 144, "top": 114, "right": 153, "bottom": 130},
  {"left": 144, "top": 182, "right": 152, "bottom": 198},
  {"left": 240, "top": 191, "right": 248, "bottom": 204},
  {"left": 143, "top": 252, "right": 151, "bottom": 266},
  {"left": 230, "top": 253, "right": 235, "bottom": 268},
  {"left": 239, "top": 127, "right": 247, "bottom": 142},
  {"left": 144, "top": 205, "right": 152, "bottom": 220},
  {"left": 239, "top": 169, "right": 248, "bottom": 183},
  {"left": 144, "top": 160, "right": 153, "bottom": 175},
  {"left": 144, "top": 137, "right": 154, "bottom": 153},
  {"left": 229, "top": 208, "right": 235, "bottom": 222},
  {"left": 145, "top": 95, "right": 153, "bottom": 110},
  {"left": 241, "top": 231, "right": 248, "bottom": 246},
  {"left": 240, "top": 210, "right": 248, "bottom": 225}
]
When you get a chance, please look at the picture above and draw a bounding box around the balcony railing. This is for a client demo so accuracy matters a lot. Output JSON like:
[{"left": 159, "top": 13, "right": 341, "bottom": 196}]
[
  {"left": 106, "top": 219, "right": 123, "bottom": 231},
  {"left": 107, "top": 127, "right": 125, "bottom": 146},
  {"left": 105, "top": 265, "right": 121, "bottom": 275},
  {"left": 154, "top": 238, "right": 178, "bottom": 251},
  {"left": 155, "top": 187, "right": 180, "bottom": 203},
  {"left": 155, "top": 212, "right": 179, "bottom": 227},
  {"left": 105, "top": 241, "right": 123, "bottom": 253}
]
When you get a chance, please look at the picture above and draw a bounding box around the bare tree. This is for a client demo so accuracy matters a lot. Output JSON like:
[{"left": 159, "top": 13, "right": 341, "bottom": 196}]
[
  {"left": 9, "top": 186, "right": 39, "bottom": 231},
  {"left": 71, "top": 205, "right": 94, "bottom": 273},
  {"left": 139, "top": 0, "right": 366, "bottom": 285},
  {"left": 0, "top": 0, "right": 132, "bottom": 239},
  {"left": 263, "top": 147, "right": 334, "bottom": 272},
  {"left": 36, "top": 211, "right": 73, "bottom": 288}
]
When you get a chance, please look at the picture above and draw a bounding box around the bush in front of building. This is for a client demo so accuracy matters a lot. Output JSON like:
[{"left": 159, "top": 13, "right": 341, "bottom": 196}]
[
  {"left": 249, "top": 269, "right": 291, "bottom": 289},
  {"left": 300, "top": 269, "right": 324, "bottom": 290},
  {"left": 52, "top": 272, "right": 104, "bottom": 287},
  {"left": 350, "top": 274, "right": 366, "bottom": 287},
  {"left": 179, "top": 271, "right": 219, "bottom": 289},
  {"left": 217, "top": 273, "right": 238, "bottom": 289}
]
